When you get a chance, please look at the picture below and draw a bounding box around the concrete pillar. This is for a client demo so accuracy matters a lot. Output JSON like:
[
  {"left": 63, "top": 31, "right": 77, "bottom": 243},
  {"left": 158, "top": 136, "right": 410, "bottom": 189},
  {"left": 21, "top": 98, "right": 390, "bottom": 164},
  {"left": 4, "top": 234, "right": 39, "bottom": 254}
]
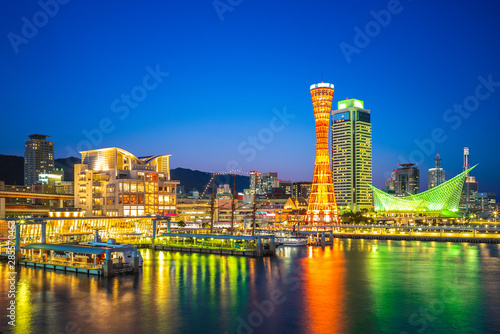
[
  {"left": 167, "top": 218, "right": 171, "bottom": 234},
  {"left": 473, "top": 229, "right": 476, "bottom": 238},
  {"left": 131, "top": 250, "right": 139, "bottom": 273},
  {"left": 256, "top": 238, "right": 263, "bottom": 257},
  {"left": 269, "top": 235, "right": 276, "bottom": 253},
  {"left": 321, "top": 231, "right": 326, "bottom": 247},
  {"left": 152, "top": 219, "right": 157, "bottom": 248},
  {"left": 0, "top": 197, "right": 5, "bottom": 219},
  {"left": 41, "top": 223, "right": 46, "bottom": 244},
  {"left": 440, "top": 229, "right": 443, "bottom": 237},
  {"left": 103, "top": 259, "right": 113, "bottom": 277},
  {"left": 59, "top": 199, "right": 64, "bottom": 208}
]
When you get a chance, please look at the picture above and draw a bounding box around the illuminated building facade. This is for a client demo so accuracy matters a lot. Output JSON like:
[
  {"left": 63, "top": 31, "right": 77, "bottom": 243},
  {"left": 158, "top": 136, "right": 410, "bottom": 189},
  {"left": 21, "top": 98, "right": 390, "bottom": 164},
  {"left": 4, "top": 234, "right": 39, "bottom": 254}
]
[
  {"left": 370, "top": 166, "right": 475, "bottom": 213},
  {"left": 75, "top": 147, "right": 178, "bottom": 217},
  {"left": 331, "top": 98, "right": 372, "bottom": 212},
  {"left": 428, "top": 154, "right": 445, "bottom": 189},
  {"left": 293, "top": 182, "right": 312, "bottom": 199},
  {"left": 249, "top": 171, "right": 263, "bottom": 195},
  {"left": 24, "top": 134, "right": 55, "bottom": 186},
  {"left": 394, "top": 163, "right": 419, "bottom": 195},
  {"left": 307, "top": 82, "right": 338, "bottom": 224},
  {"left": 262, "top": 172, "right": 278, "bottom": 194}
]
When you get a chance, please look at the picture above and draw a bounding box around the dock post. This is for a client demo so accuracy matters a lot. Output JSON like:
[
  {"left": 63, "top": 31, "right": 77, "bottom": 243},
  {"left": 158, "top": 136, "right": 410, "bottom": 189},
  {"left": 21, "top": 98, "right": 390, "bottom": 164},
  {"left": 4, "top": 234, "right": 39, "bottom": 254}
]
[
  {"left": 321, "top": 231, "right": 326, "bottom": 247},
  {"left": 103, "top": 249, "right": 113, "bottom": 277},
  {"left": 103, "top": 260, "right": 113, "bottom": 277},
  {"left": 256, "top": 237, "right": 263, "bottom": 257},
  {"left": 131, "top": 250, "right": 139, "bottom": 273},
  {"left": 269, "top": 236, "right": 276, "bottom": 254}
]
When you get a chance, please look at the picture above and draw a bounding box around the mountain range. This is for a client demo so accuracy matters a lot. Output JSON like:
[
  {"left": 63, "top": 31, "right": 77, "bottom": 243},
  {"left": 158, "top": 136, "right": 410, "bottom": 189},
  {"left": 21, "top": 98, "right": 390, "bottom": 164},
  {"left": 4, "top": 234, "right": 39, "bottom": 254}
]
[{"left": 0, "top": 155, "right": 250, "bottom": 192}]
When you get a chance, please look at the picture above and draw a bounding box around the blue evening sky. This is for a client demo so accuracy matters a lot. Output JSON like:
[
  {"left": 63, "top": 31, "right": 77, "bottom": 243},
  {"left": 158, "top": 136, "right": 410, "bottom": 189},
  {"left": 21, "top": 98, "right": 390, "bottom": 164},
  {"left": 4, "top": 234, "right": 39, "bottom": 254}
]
[{"left": 1, "top": 0, "right": 500, "bottom": 193}]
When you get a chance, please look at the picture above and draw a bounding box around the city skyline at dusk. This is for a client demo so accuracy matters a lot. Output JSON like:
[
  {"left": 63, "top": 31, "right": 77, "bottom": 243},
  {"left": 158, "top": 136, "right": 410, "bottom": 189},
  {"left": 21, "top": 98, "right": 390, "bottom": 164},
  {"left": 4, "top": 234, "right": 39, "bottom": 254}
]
[{"left": 1, "top": 1, "right": 500, "bottom": 193}]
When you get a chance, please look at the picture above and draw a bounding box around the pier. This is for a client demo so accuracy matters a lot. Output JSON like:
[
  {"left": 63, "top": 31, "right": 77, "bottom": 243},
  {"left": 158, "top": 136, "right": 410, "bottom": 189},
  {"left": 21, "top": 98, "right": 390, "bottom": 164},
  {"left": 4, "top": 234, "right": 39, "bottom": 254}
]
[
  {"left": 18, "top": 243, "right": 141, "bottom": 276},
  {"left": 294, "top": 224, "right": 500, "bottom": 244},
  {"left": 155, "top": 233, "right": 277, "bottom": 257}
]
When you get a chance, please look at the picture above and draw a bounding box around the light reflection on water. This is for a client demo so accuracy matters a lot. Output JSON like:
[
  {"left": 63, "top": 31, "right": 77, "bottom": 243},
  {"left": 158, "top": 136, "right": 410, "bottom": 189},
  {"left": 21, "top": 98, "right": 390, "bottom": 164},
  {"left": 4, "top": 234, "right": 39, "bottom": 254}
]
[{"left": 1, "top": 239, "right": 500, "bottom": 334}]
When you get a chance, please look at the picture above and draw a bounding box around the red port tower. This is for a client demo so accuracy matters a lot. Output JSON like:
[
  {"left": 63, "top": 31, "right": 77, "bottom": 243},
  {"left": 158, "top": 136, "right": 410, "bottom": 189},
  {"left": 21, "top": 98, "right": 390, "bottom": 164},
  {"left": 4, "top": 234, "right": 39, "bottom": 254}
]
[{"left": 306, "top": 82, "right": 339, "bottom": 224}]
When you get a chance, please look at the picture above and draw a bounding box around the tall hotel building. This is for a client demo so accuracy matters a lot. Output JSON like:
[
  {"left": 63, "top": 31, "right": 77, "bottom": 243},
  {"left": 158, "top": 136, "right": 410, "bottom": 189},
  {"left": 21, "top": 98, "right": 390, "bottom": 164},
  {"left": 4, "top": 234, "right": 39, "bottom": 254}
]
[
  {"left": 24, "top": 134, "right": 55, "bottom": 186},
  {"left": 331, "top": 99, "right": 372, "bottom": 212},
  {"left": 74, "top": 147, "right": 178, "bottom": 217}
]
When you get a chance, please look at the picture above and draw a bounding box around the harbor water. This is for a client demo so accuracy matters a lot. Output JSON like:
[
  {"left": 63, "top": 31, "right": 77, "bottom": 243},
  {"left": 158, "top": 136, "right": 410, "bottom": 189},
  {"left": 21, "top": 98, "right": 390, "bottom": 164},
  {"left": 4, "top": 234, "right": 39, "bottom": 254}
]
[{"left": 1, "top": 238, "right": 500, "bottom": 333}]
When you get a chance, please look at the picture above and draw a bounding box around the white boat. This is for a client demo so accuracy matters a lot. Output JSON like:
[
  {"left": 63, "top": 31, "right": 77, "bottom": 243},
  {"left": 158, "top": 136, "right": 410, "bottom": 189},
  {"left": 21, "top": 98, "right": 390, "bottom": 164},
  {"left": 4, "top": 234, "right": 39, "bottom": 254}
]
[
  {"left": 80, "top": 230, "right": 143, "bottom": 266},
  {"left": 276, "top": 236, "right": 308, "bottom": 246}
]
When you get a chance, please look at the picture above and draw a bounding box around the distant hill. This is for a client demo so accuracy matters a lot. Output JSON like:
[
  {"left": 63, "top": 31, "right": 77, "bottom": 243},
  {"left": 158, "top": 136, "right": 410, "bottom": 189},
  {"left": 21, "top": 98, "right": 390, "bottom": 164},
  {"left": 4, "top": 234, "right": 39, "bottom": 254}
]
[
  {"left": 55, "top": 157, "right": 81, "bottom": 181},
  {"left": 0, "top": 155, "right": 24, "bottom": 185},
  {"left": 0, "top": 154, "right": 250, "bottom": 191},
  {"left": 170, "top": 167, "right": 250, "bottom": 193},
  {"left": 0, "top": 155, "right": 82, "bottom": 184}
]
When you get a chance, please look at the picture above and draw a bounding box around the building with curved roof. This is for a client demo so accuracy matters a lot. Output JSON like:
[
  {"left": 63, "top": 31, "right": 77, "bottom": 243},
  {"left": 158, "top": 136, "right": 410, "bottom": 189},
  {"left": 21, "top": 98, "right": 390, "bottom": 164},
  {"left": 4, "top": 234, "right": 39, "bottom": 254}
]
[
  {"left": 370, "top": 166, "right": 476, "bottom": 214},
  {"left": 75, "top": 147, "right": 178, "bottom": 217}
]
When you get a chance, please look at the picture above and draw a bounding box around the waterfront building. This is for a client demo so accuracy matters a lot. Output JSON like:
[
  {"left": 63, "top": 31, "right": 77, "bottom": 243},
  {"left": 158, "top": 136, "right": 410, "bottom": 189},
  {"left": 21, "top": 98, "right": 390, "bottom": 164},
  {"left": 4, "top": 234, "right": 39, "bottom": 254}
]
[
  {"left": 370, "top": 166, "right": 475, "bottom": 214},
  {"left": 284, "top": 197, "right": 308, "bottom": 212},
  {"left": 394, "top": 163, "right": 420, "bottom": 195},
  {"left": 306, "top": 82, "right": 338, "bottom": 223},
  {"left": 262, "top": 172, "right": 278, "bottom": 194},
  {"left": 292, "top": 182, "right": 312, "bottom": 199},
  {"left": 24, "top": 134, "right": 55, "bottom": 186},
  {"left": 331, "top": 98, "right": 372, "bottom": 212},
  {"left": 74, "top": 147, "right": 178, "bottom": 217}
]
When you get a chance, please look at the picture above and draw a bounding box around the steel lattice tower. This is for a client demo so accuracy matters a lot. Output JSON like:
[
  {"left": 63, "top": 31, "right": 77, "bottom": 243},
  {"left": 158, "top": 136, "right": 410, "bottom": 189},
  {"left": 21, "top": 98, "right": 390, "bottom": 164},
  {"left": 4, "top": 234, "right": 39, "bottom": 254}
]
[{"left": 307, "top": 82, "right": 339, "bottom": 224}]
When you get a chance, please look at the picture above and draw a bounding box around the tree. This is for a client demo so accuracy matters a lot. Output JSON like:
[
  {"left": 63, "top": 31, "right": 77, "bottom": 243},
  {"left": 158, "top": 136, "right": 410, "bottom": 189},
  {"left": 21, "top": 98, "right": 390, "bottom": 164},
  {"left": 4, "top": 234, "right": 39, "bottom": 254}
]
[
  {"left": 202, "top": 222, "right": 210, "bottom": 229},
  {"left": 178, "top": 220, "right": 186, "bottom": 228},
  {"left": 340, "top": 211, "right": 368, "bottom": 225}
]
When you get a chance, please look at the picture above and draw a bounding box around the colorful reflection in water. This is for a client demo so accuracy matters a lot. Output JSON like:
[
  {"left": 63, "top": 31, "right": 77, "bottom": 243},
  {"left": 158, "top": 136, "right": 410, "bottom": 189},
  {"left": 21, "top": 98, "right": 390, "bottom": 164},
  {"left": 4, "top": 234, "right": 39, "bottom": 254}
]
[{"left": 1, "top": 240, "right": 499, "bottom": 333}]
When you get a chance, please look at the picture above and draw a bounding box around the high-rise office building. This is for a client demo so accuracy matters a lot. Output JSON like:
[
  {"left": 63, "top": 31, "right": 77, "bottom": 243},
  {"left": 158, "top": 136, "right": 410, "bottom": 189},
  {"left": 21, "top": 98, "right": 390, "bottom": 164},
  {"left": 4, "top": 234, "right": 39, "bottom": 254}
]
[
  {"left": 262, "top": 172, "right": 278, "bottom": 194},
  {"left": 24, "top": 134, "right": 55, "bottom": 186},
  {"left": 394, "top": 163, "right": 419, "bottom": 195},
  {"left": 331, "top": 98, "right": 372, "bottom": 212},
  {"left": 292, "top": 182, "right": 312, "bottom": 199},
  {"left": 249, "top": 171, "right": 263, "bottom": 195},
  {"left": 461, "top": 147, "right": 479, "bottom": 211},
  {"left": 278, "top": 180, "right": 292, "bottom": 195},
  {"left": 428, "top": 154, "right": 445, "bottom": 189},
  {"left": 306, "top": 82, "right": 338, "bottom": 223}
]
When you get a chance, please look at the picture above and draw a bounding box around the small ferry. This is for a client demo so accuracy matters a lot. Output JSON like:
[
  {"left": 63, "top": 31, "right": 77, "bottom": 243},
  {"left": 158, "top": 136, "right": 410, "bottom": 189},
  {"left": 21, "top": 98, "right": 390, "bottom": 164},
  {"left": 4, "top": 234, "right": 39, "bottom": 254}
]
[
  {"left": 276, "top": 234, "right": 308, "bottom": 247},
  {"left": 80, "top": 230, "right": 144, "bottom": 266}
]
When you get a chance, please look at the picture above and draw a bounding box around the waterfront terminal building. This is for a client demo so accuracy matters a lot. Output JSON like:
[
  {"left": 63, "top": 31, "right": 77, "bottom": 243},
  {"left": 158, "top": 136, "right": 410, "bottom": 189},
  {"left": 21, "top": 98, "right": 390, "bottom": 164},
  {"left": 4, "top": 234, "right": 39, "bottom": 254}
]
[{"left": 74, "top": 147, "right": 178, "bottom": 217}]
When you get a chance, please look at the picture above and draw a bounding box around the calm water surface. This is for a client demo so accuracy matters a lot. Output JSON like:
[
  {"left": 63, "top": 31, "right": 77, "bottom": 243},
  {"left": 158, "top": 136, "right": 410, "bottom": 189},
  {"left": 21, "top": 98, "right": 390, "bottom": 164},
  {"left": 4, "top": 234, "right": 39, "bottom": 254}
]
[{"left": 1, "top": 239, "right": 500, "bottom": 334}]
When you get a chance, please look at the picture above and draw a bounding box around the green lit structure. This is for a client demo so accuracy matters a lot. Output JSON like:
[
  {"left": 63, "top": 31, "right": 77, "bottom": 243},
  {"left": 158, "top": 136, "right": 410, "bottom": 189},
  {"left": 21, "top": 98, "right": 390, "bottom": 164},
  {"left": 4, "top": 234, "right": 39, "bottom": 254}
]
[{"left": 370, "top": 166, "right": 476, "bottom": 214}]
